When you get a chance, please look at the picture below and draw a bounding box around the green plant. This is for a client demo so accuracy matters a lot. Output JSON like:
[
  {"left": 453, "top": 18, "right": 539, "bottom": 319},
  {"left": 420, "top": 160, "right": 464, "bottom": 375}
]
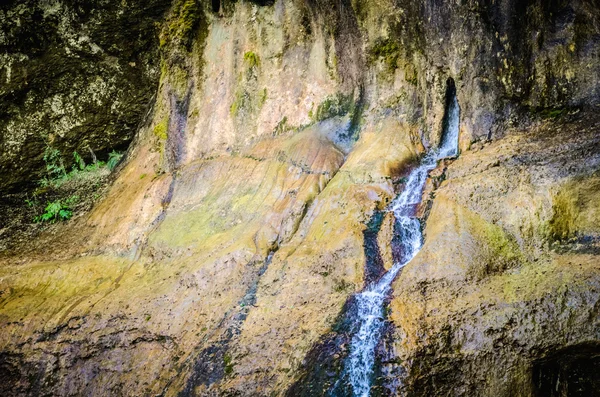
[
  {"left": 368, "top": 38, "right": 401, "bottom": 71},
  {"left": 259, "top": 87, "right": 267, "bottom": 106},
  {"left": 25, "top": 197, "right": 39, "bottom": 208},
  {"left": 107, "top": 150, "right": 124, "bottom": 171},
  {"left": 539, "top": 107, "right": 569, "bottom": 120},
  {"left": 230, "top": 90, "right": 250, "bottom": 116},
  {"left": 243, "top": 51, "right": 260, "bottom": 68},
  {"left": 73, "top": 151, "right": 86, "bottom": 170},
  {"left": 43, "top": 146, "right": 66, "bottom": 178},
  {"left": 223, "top": 353, "right": 234, "bottom": 375},
  {"left": 314, "top": 93, "right": 354, "bottom": 122},
  {"left": 34, "top": 195, "right": 78, "bottom": 223}
]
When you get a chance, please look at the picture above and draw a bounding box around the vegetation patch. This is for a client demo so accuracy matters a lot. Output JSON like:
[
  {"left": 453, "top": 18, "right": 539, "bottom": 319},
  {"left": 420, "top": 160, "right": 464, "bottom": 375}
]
[
  {"left": 33, "top": 196, "right": 79, "bottom": 223},
  {"left": 273, "top": 116, "right": 291, "bottom": 135},
  {"left": 0, "top": 147, "right": 122, "bottom": 254},
  {"left": 546, "top": 175, "right": 600, "bottom": 243},
  {"left": 538, "top": 107, "right": 569, "bottom": 120},
  {"left": 368, "top": 38, "right": 401, "bottom": 71},
  {"left": 243, "top": 51, "right": 260, "bottom": 69},
  {"left": 313, "top": 93, "right": 354, "bottom": 122},
  {"left": 259, "top": 88, "right": 268, "bottom": 107},
  {"left": 153, "top": 118, "right": 169, "bottom": 140},
  {"left": 160, "top": 0, "right": 202, "bottom": 50},
  {"left": 461, "top": 205, "right": 524, "bottom": 280},
  {"left": 223, "top": 353, "right": 234, "bottom": 376},
  {"left": 404, "top": 63, "right": 418, "bottom": 86},
  {"left": 230, "top": 90, "right": 250, "bottom": 117}
]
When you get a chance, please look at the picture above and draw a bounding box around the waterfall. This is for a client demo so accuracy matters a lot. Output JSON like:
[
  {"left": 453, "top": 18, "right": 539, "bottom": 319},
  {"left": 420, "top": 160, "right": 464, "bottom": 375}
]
[{"left": 343, "top": 84, "right": 460, "bottom": 397}]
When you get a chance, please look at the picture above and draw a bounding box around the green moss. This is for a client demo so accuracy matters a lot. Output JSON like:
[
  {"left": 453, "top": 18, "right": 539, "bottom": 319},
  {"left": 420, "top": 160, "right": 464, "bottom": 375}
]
[
  {"left": 169, "top": 64, "right": 190, "bottom": 97},
  {"left": 153, "top": 118, "right": 169, "bottom": 140},
  {"left": 333, "top": 278, "right": 353, "bottom": 293},
  {"left": 273, "top": 116, "right": 289, "bottom": 135},
  {"left": 224, "top": 353, "right": 234, "bottom": 375},
  {"left": 539, "top": 107, "right": 569, "bottom": 120},
  {"left": 244, "top": 51, "right": 260, "bottom": 69},
  {"left": 259, "top": 88, "right": 268, "bottom": 107},
  {"left": 546, "top": 175, "right": 600, "bottom": 243},
  {"left": 313, "top": 93, "right": 354, "bottom": 122},
  {"left": 547, "top": 188, "right": 577, "bottom": 242},
  {"left": 368, "top": 38, "right": 401, "bottom": 71},
  {"left": 462, "top": 206, "right": 524, "bottom": 280},
  {"left": 230, "top": 90, "right": 250, "bottom": 117},
  {"left": 481, "top": 223, "right": 521, "bottom": 268},
  {"left": 404, "top": 63, "right": 418, "bottom": 86},
  {"left": 160, "top": 0, "right": 201, "bottom": 50}
]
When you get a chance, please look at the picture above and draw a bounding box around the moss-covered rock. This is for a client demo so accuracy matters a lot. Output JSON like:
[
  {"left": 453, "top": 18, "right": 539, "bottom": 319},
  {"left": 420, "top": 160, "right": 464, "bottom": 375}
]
[{"left": 0, "top": 0, "right": 171, "bottom": 193}]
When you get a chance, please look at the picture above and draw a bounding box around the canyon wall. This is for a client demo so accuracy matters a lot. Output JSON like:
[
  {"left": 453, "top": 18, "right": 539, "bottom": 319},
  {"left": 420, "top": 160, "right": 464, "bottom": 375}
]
[{"left": 0, "top": 0, "right": 599, "bottom": 396}]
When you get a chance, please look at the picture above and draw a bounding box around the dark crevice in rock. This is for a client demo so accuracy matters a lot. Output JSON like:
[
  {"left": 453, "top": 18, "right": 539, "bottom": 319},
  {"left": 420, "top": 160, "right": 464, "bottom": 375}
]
[
  {"left": 362, "top": 210, "right": 387, "bottom": 286},
  {"left": 211, "top": 0, "right": 220, "bottom": 13},
  {"left": 285, "top": 296, "right": 359, "bottom": 397},
  {"left": 167, "top": 90, "right": 192, "bottom": 171},
  {"left": 533, "top": 342, "right": 600, "bottom": 397},
  {"left": 174, "top": 251, "right": 276, "bottom": 396}
]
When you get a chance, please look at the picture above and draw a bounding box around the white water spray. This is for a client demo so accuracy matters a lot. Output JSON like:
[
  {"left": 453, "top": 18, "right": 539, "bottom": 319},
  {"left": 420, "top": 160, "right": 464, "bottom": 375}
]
[{"left": 344, "top": 87, "right": 459, "bottom": 397}]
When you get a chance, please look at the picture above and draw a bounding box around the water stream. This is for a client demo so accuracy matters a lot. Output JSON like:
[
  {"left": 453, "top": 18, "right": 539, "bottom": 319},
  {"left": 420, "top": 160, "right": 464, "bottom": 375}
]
[{"left": 344, "top": 87, "right": 460, "bottom": 397}]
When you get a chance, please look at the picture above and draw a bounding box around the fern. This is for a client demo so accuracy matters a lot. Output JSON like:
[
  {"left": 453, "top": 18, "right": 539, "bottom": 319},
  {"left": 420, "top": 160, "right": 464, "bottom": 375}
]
[
  {"left": 34, "top": 196, "right": 79, "bottom": 223},
  {"left": 73, "top": 151, "right": 86, "bottom": 170},
  {"left": 43, "top": 146, "right": 66, "bottom": 178}
]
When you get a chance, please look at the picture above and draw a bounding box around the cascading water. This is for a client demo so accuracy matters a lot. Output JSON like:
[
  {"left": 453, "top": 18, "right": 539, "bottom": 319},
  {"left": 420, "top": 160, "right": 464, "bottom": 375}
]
[{"left": 344, "top": 81, "right": 460, "bottom": 397}]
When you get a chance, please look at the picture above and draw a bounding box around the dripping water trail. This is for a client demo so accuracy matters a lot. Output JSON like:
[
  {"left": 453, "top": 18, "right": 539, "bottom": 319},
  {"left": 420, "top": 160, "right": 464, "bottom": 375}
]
[
  {"left": 340, "top": 77, "right": 460, "bottom": 397},
  {"left": 174, "top": 250, "right": 277, "bottom": 396}
]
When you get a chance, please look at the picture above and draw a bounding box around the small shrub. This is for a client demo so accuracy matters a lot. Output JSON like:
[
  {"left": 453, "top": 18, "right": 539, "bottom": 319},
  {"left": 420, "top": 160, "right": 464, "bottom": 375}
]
[
  {"left": 73, "top": 151, "right": 86, "bottom": 170},
  {"left": 43, "top": 146, "right": 66, "bottom": 178},
  {"left": 34, "top": 195, "right": 79, "bottom": 223}
]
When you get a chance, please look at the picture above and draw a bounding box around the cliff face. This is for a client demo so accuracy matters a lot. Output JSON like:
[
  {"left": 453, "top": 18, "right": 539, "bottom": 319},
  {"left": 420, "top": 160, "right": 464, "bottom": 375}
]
[{"left": 0, "top": 0, "right": 599, "bottom": 396}]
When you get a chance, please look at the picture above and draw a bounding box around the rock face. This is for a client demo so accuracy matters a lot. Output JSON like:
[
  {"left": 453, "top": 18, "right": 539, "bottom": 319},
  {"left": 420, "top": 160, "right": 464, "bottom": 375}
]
[
  {"left": 0, "top": 0, "right": 170, "bottom": 192},
  {"left": 0, "top": 0, "right": 599, "bottom": 396}
]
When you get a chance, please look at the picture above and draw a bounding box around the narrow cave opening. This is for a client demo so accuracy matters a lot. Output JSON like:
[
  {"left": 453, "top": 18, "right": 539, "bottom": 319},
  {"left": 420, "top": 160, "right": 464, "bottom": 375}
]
[
  {"left": 211, "top": 0, "right": 220, "bottom": 13},
  {"left": 440, "top": 77, "right": 460, "bottom": 157}
]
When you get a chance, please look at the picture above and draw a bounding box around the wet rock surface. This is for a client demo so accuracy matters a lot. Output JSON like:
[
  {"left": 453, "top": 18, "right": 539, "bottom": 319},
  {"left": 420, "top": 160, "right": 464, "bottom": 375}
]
[
  {"left": 0, "top": 0, "right": 600, "bottom": 396},
  {"left": 390, "top": 113, "right": 600, "bottom": 396}
]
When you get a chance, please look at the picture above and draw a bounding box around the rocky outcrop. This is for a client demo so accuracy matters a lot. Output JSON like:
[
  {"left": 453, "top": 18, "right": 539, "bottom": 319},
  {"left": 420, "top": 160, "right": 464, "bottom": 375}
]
[
  {"left": 0, "top": 0, "right": 171, "bottom": 192},
  {"left": 0, "top": 0, "right": 599, "bottom": 396},
  {"left": 389, "top": 114, "right": 600, "bottom": 396}
]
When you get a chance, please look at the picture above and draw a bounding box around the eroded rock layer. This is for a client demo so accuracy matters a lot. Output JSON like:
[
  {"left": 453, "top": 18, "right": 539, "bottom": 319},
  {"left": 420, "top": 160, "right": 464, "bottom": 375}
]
[{"left": 0, "top": 0, "right": 599, "bottom": 396}]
